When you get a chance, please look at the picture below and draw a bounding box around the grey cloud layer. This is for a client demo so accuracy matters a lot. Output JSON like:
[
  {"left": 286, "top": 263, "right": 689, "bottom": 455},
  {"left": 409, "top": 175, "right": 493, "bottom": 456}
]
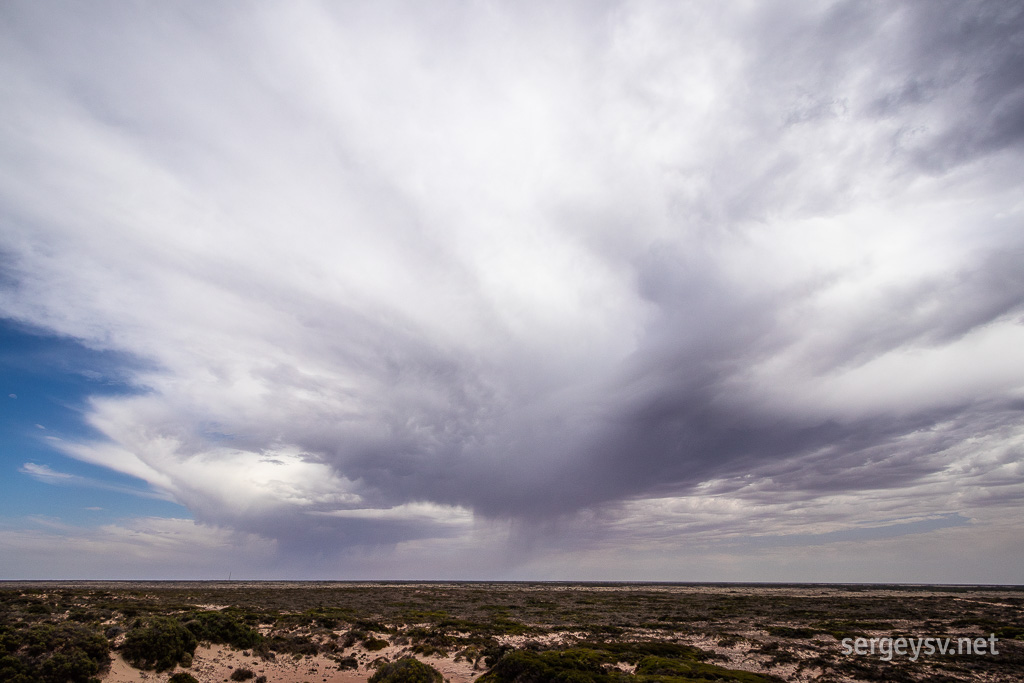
[{"left": 2, "top": 0, "right": 1023, "bottom": 562}]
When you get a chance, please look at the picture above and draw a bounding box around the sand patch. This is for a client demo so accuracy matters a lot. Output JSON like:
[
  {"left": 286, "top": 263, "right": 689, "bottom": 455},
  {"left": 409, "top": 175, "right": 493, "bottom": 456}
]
[
  {"left": 101, "top": 642, "right": 485, "bottom": 683},
  {"left": 102, "top": 653, "right": 153, "bottom": 682}
]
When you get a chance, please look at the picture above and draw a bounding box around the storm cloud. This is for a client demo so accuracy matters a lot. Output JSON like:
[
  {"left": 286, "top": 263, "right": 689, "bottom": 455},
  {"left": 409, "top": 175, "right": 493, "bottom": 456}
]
[{"left": 1, "top": 0, "right": 1023, "bottom": 580}]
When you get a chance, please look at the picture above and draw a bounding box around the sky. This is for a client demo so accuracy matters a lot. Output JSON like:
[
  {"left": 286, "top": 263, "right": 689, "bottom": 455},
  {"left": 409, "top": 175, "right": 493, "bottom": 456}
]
[{"left": 1, "top": 0, "right": 1023, "bottom": 582}]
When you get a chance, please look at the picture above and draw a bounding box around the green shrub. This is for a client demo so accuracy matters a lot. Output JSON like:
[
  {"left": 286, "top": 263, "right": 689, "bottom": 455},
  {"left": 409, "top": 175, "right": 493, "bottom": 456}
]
[
  {"left": 265, "top": 633, "right": 319, "bottom": 656},
  {"left": 369, "top": 657, "right": 443, "bottom": 683},
  {"left": 479, "top": 649, "right": 610, "bottom": 683},
  {"left": 577, "top": 640, "right": 705, "bottom": 663},
  {"left": 364, "top": 636, "right": 391, "bottom": 651},
  {"left": 230, "top": 667, "right": 256, "bottom": 681},
  {"left": 766, "top": 626, "right": 817, "bottom": 639},
  {"left": 39, "top": 650, "right": 102, "bottom": 682},
  {"left": 635, "top": 654, "right": 782, "bottom": 682},
  {"left": 995, "top": 625, "right": 1024, "bottom": 640},
  {"left": 0, "top": 622, "right": 109, "bottom": 683},
  {"left": 121, "top": 617, "right": 197, "bottom": 672},
  {"left": 479, "top": 643, "right": 514, "bottom": 669},
  {"left": 184, "top": 611, "right": 263, "bottom": 649},
  {"left": 337, "top": 655, "right": 359, "bottom": 669},
  {"left": 478, "top": 646, "right": 783, "bottom": 683}
]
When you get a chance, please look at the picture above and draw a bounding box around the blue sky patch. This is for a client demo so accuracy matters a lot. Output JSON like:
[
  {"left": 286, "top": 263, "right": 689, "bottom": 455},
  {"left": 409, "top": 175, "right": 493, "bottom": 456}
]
[{"left": 0, "top": 318, "right": 188, "bottom": 523}]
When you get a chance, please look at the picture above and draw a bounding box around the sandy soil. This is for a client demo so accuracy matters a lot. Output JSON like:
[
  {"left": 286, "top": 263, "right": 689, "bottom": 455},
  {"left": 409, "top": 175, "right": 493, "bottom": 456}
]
[{"left": 101, "top": 642, "right": 482, "bottom": 683}]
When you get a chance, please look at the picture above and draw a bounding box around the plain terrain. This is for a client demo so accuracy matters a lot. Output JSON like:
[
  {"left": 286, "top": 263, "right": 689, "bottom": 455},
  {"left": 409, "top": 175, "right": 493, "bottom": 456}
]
[{"left": 1, "top": 581, "right": 1022, "bottom": 682}]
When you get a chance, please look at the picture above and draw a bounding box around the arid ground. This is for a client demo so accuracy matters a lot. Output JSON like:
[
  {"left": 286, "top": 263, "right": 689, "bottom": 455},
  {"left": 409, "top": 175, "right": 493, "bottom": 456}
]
[{"left": 1, "top": 582, "right": 1022, "bottom": 682}]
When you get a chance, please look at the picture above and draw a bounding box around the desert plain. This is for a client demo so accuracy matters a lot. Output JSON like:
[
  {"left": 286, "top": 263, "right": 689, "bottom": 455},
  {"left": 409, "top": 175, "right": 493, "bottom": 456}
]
[{"left": 2, "top": 581, "right": 1022, "bottom": 683}]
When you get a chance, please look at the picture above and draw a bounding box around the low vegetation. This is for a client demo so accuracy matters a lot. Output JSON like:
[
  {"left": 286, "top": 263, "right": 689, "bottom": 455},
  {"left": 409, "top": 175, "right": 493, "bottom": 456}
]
[
  {"left": 183, "top": 609, "right": 263, "bottom": 649},
  {"left": 478, "top": 642, "right": 783, "bottom": 683},
  {"left": 0, "top": 621, "right": 109, "bottom": 683},
  {"left": 369, "top": 656, "right": 443, "bottom": 683},
  {"left": 0, "top": 582, "right": 1020, "bottom": 682}
]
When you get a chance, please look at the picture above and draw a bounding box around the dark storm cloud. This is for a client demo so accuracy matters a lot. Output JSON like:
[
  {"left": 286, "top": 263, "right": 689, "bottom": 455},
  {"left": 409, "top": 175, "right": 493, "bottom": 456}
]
[
  {"left": 892, "top": 1, "right": 1024, "bottom": 169},
  {"left": 1, "top": 0, "right": 1023, "bottom": 575}
]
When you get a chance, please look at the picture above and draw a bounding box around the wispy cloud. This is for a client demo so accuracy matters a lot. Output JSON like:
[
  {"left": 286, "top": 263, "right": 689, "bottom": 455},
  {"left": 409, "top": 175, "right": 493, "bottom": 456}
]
[
  {"left": 19, "top": 462, "right": 171, "bottom": 501},
  {"left": 20, "top": 463, "right": 77, "bottom": 484}
]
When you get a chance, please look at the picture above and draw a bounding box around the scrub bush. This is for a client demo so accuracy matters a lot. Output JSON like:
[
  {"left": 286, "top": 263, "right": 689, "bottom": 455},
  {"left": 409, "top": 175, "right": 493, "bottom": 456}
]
[
  {"left": 368, "top": 656, "right": 443, "bottom": 683},
  {"left": 0, "top": 622, "right": 109, "bottom": 683},
  {"left": 364, "top": 636, "right": 390, "bottom": 651},
  {"left": 121, "top": 617, "right": 197, "bottom": 672},
  {"left": 336, "top": 654, "right": 359, "bottom": 669},
  {"left": 184, "top": 610, "right": 263, "bottom": 649},
  {"left": 478, "top": 646, "right": 783, "bottom": 683}
]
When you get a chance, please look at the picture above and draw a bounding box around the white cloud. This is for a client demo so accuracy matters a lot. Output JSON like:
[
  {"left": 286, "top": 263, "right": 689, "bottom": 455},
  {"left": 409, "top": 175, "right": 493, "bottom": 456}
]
[
  {"left": 20, "top": 463, "right": 76, "bottom": 483},
  {"left": 0, "top": 517, "right": 276, "bottom": 579},
  {"left": 1, "top": 0, "right": 1023, "bottom": 578},
  {"left": 19, "top": 461, "right": 171, "bottom": 500}
]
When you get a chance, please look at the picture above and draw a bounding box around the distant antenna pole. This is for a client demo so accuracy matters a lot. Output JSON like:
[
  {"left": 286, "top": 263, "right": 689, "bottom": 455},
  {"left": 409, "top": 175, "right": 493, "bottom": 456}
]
[{"left": 228, "top": 571, "right": 232, "bottom": 581}]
